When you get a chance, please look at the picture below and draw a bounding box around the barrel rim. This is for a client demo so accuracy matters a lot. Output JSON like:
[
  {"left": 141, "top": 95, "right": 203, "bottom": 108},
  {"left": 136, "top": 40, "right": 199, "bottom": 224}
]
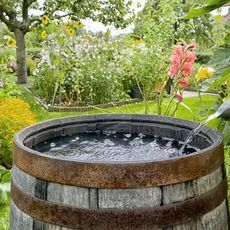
[
  {"left": 13, "top": 114, "right": 224, "bottom": 188},
  {"left": 14, "top": 114, "right": 222, "bottom": 164}
]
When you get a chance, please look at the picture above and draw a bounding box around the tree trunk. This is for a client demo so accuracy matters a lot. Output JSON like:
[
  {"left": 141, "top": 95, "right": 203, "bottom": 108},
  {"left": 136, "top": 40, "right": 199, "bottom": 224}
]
[{"left": 14, "top": 28, "right": 27, "bottom": 84}]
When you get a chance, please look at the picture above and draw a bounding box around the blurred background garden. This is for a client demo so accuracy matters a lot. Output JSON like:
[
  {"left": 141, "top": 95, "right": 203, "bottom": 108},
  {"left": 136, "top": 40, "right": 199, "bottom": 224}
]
[{"left": 0, "top": 0, "right": 230, "bottom": 229}]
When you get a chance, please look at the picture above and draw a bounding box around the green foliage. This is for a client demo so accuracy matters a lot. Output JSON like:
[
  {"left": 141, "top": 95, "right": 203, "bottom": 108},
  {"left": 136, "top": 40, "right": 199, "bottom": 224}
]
[
  {"left": 0, "top": 80, "right": 21, "bottom": 100},
  {"left": 184, "top": 0, "right": 230, "bottom": 19},
  {"left": 33, "top": 30, "right": 129, "bottom": 105},
  {"left": 133, "top": 0, "right": 177, "bottom": 43},
  {"left": 129, "top": 0, "right": 177, "bottom": 113},
  {"left": 212, "top": 14, "right": 230, "bottom": 47},
  {"left": 196, "top": 53, "right": 212, "bottom": 64},
  {"left": 200, "top": 48, "right": 230, "bottom": 98},
  {"left": 133, "top": 0, "right": 213, "bottom": 49},
  {"left": 0, "top": 204, "right": 10, "bottom": 230}
]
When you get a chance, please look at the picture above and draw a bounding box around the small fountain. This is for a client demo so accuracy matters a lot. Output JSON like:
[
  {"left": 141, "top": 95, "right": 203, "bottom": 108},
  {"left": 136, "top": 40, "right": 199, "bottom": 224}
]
[{"left": 10, "top": 114, "right": 229, "bottom": 229}]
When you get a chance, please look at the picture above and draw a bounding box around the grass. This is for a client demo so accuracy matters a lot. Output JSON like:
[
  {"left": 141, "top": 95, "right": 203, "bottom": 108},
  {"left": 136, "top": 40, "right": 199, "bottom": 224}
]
[
  {"left": 0, "top": 88, "right": 221, "bottom": 230},
  {"left": 20, "top": 86, "right": 219, "bottom": 125},
  {"left": 0, "top": 205, "right": 10, "bottom": 230}
]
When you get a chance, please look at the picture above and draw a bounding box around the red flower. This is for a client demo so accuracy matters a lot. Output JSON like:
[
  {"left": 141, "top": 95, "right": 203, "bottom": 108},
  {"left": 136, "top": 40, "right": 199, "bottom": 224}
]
[{"left": 178, "top": 78, "right": 189, "bottom": 87}]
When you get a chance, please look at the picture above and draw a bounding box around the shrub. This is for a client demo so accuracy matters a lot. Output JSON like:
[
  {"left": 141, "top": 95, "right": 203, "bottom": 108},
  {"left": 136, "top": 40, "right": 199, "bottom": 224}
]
[
  {"left": 0, "top": 80, "right": 21, "bottom": 100},
  {"left": 33, "top": 30, "right": 129, "bottom": 105},
  {"left": 0, "top": 98, "right": 36, "bottom": 166}
]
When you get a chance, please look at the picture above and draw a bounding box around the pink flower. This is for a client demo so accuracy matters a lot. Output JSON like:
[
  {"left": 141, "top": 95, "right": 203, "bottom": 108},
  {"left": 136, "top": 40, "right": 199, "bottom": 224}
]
[
  {"left": 170, "top": 54, "right": 181, "bottom": 64},
  {"left": 169, "top": 64, "right": 179, "bottom": 78},
  {"left": 7, "top": 61, "right": 17, "bottom": 72},
  {"left": 169, "top": 42, "right": 197, "bottom": 78},
  {"left": 178, "top": 78, "right": 189, "bottom": 87},
  {"left": 174, "top": 45, "right": 185, "bottom": 56},
  {"left": 182, "top": 62, "right": 193, "bottom": 76},
  {"left": 176, "top": 94, "right": 183, "bottom": 103},
  {"left": 185, "top": 51, "right": 197, "bottom": 63}
]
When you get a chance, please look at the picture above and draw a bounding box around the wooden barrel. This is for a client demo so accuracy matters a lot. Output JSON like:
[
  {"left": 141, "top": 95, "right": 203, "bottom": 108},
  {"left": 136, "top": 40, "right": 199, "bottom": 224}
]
[{"left": 10, "top": 114, "right": 229, "bottom": 229}]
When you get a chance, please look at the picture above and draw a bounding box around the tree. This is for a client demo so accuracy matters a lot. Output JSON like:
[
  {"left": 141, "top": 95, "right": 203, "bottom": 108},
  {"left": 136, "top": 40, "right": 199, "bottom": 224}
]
[
  {"left": 133, "top": 0, "right": 213, "bottom": 48},
  {"left": 0, "top": 0, "right": 133, "bottom": 84}
]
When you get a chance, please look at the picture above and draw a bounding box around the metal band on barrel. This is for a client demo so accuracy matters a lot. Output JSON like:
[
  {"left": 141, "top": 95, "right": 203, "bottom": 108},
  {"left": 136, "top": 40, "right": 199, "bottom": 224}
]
[{"left": 11, "top": 178, "right": 227, "bottom": 229}]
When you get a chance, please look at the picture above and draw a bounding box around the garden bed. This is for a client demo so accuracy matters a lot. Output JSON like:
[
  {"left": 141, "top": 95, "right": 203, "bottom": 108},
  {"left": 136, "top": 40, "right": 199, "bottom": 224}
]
[{"left": 25, "top": 87, "right": 142, "bottom": 112}]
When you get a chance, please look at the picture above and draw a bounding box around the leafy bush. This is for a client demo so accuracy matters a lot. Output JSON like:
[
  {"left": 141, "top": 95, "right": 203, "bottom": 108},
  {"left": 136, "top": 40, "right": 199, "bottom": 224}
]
[
  {"left": 0, "top": 98, "right": 36, "bottom": 166},
  {"left": 0, "top": 80, "right": 21, "bottom": 100},
  {"left": 33, "top": 27, "right": 129, "bottom": 105}
]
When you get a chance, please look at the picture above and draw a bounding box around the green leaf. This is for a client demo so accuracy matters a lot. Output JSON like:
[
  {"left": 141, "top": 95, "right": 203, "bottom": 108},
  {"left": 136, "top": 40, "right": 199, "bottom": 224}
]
[
  {"left": 207, "top": 0, "right": 229, "bottom": 5},
  {"left": 1, "top": 172, "right": 11, "bottom": 183},
  {"left": 183, "top": 0, "right": 230, "bottom": 19},
  {"left": 179, "top": 102, "right": 195, "bottom": 119},
  {"left": 0, "top": 166, "right": 11, "bottom": 184},
  {"left": 208, "top": 67, "right": 230, "bottom": 90}
]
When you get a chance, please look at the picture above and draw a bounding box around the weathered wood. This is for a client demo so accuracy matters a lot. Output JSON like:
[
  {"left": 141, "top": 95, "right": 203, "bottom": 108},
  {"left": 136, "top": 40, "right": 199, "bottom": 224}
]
[
  {"left": 11, "top": 156, "right": 229, "bottom": 230},
  {"left": 170, "top": 221, "right": 200, "bottom": 230},
  {"left": 201, "top": 200, "right": 228, "bottom": 230},
  {"left": 98, "top": 187, "right": 161, "bottom": 209},
  {"left": 162, "top": 167, "right": 227, "bottom": 229},
  {"left": 196, "top": 167, "right": 222, "bottom": 195},
  {"left": 47, "top": 182, "right": 89, "bottom": 208},
  {"left": 10, "top": 199, "right": 33, "bottom": 230},
  {"left": 89, "top": 188, "right": 98, "bottom": 209},
  {"left": 163, "top": 167, "right": 223, "bottom": 205},
  {"left": 12, "top": 165, "right": 36, "bottom": 195}
]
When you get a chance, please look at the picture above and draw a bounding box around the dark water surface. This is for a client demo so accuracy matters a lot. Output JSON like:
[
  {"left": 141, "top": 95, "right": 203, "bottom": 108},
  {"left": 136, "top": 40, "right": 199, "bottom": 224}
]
[{"left": 34, "top": 131, "right": 199, "bottom": 162}]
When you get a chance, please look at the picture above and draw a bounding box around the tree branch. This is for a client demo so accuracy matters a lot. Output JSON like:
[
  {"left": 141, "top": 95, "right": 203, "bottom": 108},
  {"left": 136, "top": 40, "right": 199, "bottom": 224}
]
[
  {"left": 22, "top": 0, "right": 29, "bottom": 21},
  {"left": 22, "top": 0, "right": 36, "bottom": 30}
]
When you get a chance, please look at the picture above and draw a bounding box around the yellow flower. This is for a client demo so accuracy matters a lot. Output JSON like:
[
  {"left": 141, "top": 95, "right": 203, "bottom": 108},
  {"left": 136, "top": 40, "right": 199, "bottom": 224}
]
[
  {"left": 41, "top": 15, "right": 49, "bottom": 25},
  {"left": 7, "top": 38, "right": 16, "bottom": 48},
  {"left": 40, "top": 30, "right": 47, "bottom": 40},
  {"left": 64, "top": 20, "right": 72, "bottom": 29},
  {"left": 133, "top": 38, "right": 142, "bottom": 45},
  {"left": 195, "top": 66, "right": 215, "bottom": 81},
  {"left": 66, "top": 28, "right": 75, "bottom": 36},
  {"left": 76, "top": 21, "right": 83, "bottom": 29}
]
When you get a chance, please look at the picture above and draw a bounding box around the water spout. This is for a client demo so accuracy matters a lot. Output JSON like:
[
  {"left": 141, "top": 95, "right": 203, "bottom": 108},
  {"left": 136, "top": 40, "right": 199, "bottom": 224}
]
[{"left": 179, "top": 98, "right": 230, "bottom": 154}]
